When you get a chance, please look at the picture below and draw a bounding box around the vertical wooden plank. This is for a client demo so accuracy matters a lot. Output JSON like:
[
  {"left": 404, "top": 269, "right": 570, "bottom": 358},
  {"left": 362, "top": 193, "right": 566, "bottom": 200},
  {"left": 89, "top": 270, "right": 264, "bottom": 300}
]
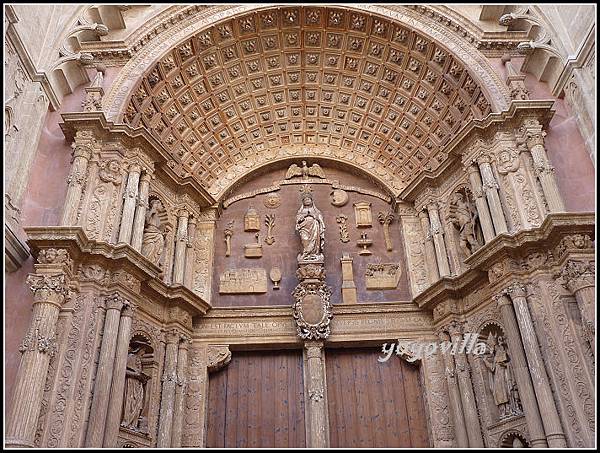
[
  {"left": 246, "top": 353, "right": 259, "bottom": 448},
  {"left": 206, "top": 364, "right": 227, "bottom": 447},
  {"left": 402, "top": 361, "right": 430, "bottom": 447},
  {"left": 223, "top": 353, "right": 239, "bottom": 447},
  {"left": 236, "top": 352, "right": 249, "bottom": 447},
  {"left": 273, "top": 352, "right": 287, "bottom": 446},
  {"left": 295, "top": 351, "right": 306, "bottom": 447},
  {"left": 325, "top": 347, "right": 430, "bottom": 448}
]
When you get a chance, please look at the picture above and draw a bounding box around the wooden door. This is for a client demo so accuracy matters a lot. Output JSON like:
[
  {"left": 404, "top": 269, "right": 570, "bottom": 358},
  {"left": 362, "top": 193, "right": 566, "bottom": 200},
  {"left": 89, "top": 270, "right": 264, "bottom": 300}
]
[
  {"left": 206, "top": 350, "right": 306, "bottom": 447},
  {"left": 326, "top": 347, "right": 430, "bottom": 447}
]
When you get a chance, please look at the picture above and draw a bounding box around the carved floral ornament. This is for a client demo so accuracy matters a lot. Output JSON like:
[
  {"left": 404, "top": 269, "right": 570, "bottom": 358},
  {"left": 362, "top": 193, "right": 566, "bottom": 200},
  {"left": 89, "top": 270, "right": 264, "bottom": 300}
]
[{"left": 116, "top": 6, "right": 497, "bottom": 200}]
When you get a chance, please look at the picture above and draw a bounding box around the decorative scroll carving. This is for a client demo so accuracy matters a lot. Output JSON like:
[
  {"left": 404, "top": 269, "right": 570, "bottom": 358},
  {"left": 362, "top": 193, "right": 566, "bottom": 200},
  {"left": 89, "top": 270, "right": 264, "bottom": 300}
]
[
  {"left": 292, "top": 282, "right": 333, "bottom": 340},
  {"left": 335, "top": 214, "right": 350, "bottom": 243},
  {"left": 207, "top": 345, "right": 231, "bottom": 372},
  {"left": 365, "top": 263, "right": 401, "bottom": 289},
  {"left": 219, "top": 268, "right": 267, "bottom": 294}
]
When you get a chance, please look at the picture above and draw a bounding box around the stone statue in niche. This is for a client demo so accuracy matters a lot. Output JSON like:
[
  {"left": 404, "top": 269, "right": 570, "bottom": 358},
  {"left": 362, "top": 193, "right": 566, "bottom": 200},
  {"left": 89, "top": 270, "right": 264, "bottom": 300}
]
[
  {"left": 483, "top": 333, "right": 522, "bottom": 419},
  {"left": 285, "top": 160, "right": 326, "bottom": 180},
  {"left": 121, "top": 347, "right": 150, "bottom": 431},
  {"left": 295, "top": 191, "right": 325, "bottom": 263},
  {"left": 447, "top": 191, "right": 482, "bottom": 258},
  {"left": 141, "top": 199, "right": 166, "bottom": 266}
]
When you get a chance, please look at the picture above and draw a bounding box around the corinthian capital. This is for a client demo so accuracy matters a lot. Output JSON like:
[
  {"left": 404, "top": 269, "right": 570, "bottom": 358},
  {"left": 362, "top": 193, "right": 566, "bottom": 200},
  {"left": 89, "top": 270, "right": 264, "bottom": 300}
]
[
  {"left": 506, "top": 282, "right": 527, "bottom": 299},
  {"left": 105, "top": 292, "right": 128, "bottom": 311},
  {"left": 560, "top": 260, "right": 595, "bottom": 293},
  {"left": 26, "top": 273, "right": 70, "bottom": 305}
]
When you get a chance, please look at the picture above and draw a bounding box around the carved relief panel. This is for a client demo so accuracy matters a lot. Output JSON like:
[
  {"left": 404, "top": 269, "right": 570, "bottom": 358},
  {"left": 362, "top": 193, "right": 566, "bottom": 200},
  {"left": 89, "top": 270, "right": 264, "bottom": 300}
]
[{"left": 212, "top": 165, "right": 412, "bottom": 306}]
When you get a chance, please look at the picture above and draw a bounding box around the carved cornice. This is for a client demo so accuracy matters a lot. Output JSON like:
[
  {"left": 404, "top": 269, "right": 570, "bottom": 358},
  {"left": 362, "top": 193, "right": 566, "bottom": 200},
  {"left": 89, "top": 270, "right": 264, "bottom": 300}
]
[
  {"left": 414, "top": 212, "right": 595, "bottom": 310},
  {"left": 59, "top": 112, "right": 216, "bottom": 207},
  {"left": 24, "top": 226, "right": 211, "bottom": 318},
  {"left": 400, "top": 100, "right": 555, "bottom": 201}
]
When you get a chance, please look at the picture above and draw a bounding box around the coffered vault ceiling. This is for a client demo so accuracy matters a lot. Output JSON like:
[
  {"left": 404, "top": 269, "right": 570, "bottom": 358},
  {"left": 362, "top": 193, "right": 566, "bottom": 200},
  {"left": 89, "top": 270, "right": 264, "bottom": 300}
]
[{"left": 122, "top": 6, "right": 493, "bottom": 199}]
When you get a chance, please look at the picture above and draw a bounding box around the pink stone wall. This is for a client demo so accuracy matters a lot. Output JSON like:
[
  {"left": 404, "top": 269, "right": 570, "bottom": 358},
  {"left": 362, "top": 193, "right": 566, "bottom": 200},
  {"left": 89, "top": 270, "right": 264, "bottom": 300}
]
[
  {"left": 489, "top": 57, "right": 595, "bottom": 212},
  {"left": 4, "top": 67, "right": 121, "bottom": 418}
]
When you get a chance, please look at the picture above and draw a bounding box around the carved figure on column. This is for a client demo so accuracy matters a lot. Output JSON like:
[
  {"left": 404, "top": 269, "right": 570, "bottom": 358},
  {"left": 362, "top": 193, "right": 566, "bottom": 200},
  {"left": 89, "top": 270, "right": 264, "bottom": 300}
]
[
  {"left": 223, "top": 220, "right": 234, "bottom": 257},
  {"left": 447, "top": 191, "right": 482, "bottom": 257},
  {"left": 122, "top": 347, "right": 150, "bottom": 430},
  {"left": 141, "top": 199, "right": 166, "bottom": 266},
  {"left": 295, "top": 192, "right": 325, "bottom": 263},
  {"left": 483, "top": 333, "right": 522, "bottom": 419}
]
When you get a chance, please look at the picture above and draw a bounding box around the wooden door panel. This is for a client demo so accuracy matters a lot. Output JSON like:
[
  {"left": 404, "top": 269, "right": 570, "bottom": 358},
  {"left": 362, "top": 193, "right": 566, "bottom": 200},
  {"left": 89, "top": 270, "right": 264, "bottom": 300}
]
[
  {"left": 326, "top": 347, "right": 430, "bottom": 448},
  {"left": 206, "top": 350, "right": 306, "bottom": 448}
]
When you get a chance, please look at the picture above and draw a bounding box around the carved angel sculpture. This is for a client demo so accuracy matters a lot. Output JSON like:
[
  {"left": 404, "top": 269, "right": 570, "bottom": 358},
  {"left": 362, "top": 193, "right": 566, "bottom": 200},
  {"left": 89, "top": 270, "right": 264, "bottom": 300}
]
[
  {"left": 447, "top": 192, "right": 482, "bottom": 257},
  {"left": 285, "top": 161, "right": 326, "bottom": 179}
]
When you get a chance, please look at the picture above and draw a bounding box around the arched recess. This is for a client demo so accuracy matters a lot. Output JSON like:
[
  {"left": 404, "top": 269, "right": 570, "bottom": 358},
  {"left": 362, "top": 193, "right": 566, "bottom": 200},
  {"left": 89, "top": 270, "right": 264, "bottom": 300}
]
[{"left": 102, "top": 5, "right": 512, "bottom": 201}]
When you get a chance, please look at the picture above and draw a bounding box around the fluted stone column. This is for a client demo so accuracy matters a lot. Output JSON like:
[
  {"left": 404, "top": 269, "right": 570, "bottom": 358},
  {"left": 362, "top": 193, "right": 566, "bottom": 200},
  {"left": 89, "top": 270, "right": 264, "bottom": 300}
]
[
  {"left": 118, "top": 163, "right": 142, "bottom": 244},
  {"left": 508, "top": 283, "right": 567, "bottom": 447},
  {"left": 61, "top": 144, "right": 92, "bottom": 225},
  {"left": 448, "top": 322, "right": 483, "bottom": 447},
  {"left": 171, "top": 337, "right": 190, "bottom": 447},
  {"left": 560, "top": 260, "right": 595, "bottom": 355},
  {"left": 103, "top": 303, "right": 134, "bottom": 447},
  {"left": 85, "top": 293, "right": 126, "bottom": 447},
  {"left": 6, "top": 272, "right": 70, "bottom": 448},
  {"left": 157, "top": 329, "right": 180, "bottom": 447},
  {"left": 172, "top": 210, "right": 189, "bottom": 285},
  {"left": 467, "top": 164, "right": 495, "bottom": 242},
  {"left": 418, "top": 210, "right": 440, "bottom": 283},
  {"left": 495, "top": 293, "right": 548, "bottom": 448},
  {"left": 183, "top": 218, "right": 197, "bottom": 289},
  {"left": 437, "top": 332, "right": 469, "bottom": 447},
  {"left": 524, "top": 125, "right": 565, "bottom": 212},
  {"left": 426, "top": 203, "right": 450, "bottom": 277},
  {"left": 304, "top": 341, "right": 329, "bottom": 448},
  {"left": 131, "top": 171, "right": 152, "bottom": 252},
  {"left": 478, "top": 156, "right": 508, "bottom": 235}
]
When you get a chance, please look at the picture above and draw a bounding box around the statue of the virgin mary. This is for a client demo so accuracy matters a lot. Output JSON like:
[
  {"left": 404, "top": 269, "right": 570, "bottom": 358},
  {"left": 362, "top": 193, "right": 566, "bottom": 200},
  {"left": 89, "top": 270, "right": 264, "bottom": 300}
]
[{"left": 295, "top": 192, "right": 325, "bottom": 263}]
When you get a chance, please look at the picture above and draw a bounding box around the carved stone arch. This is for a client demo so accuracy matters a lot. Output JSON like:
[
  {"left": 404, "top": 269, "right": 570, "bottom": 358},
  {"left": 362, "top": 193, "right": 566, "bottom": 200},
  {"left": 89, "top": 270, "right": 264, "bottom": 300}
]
[
  {"left": 102, "top": 4, "right": 512, "bottom": 200},
  {"left": 499, "top": 429, "right": 529, "bottom": 448}
]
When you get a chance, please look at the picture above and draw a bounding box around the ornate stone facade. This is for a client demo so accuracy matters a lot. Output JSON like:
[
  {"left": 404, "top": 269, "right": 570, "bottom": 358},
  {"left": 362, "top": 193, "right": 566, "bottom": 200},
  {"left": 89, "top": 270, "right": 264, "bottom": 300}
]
[{"left": 4, "top": 4, "right": 596, "bottom": 449}]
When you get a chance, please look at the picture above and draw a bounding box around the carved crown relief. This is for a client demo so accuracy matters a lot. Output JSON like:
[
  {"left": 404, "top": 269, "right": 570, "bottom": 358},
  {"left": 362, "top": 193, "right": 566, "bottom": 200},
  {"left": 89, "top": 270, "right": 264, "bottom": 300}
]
[{"left": 122, "top": 6, "right": 492, "bottom": 199}]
